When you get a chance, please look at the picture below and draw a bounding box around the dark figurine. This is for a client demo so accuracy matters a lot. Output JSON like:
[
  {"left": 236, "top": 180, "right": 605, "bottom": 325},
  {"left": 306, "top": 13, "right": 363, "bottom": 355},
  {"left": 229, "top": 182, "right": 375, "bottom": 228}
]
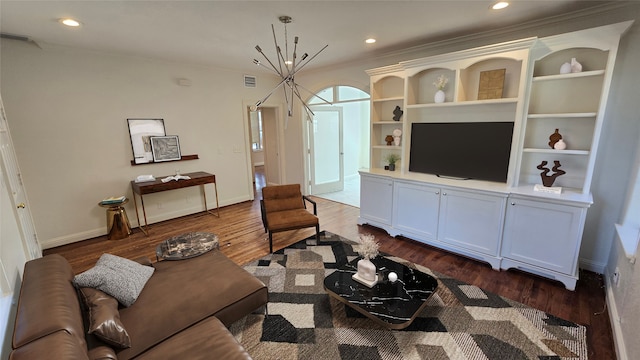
[
  {"left": 548, "top": 129, "right": 562, "bottom": 149},
  {"left": 537, "top": 160, "right": 566, "bottom": 187},
  {"left": 393, "top": 106, "right": 403, "bottom": 121},
  {"left": 385, "top": 135, "right": 394, "bottom": 146}
]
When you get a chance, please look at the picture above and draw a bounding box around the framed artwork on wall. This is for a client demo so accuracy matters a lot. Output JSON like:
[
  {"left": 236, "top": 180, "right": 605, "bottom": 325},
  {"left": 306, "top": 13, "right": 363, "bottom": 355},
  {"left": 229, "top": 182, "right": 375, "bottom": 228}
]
[
  {"left": 127, "top": 119, "right": 166, "bottom": 164},
  {"left": 150, "top": 135, "right": 181, "bottom": 162}
]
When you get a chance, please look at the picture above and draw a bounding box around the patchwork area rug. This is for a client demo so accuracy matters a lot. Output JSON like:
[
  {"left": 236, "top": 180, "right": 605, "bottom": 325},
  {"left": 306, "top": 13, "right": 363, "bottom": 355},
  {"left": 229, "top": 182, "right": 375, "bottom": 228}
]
[{"left": 230, "top": 231, "right": 588, "bottom": 360}]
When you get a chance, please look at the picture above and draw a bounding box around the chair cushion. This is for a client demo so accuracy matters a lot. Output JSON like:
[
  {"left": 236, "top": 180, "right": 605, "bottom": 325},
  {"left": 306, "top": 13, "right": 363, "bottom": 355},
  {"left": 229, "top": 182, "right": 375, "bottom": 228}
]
[
  {"left": 262, "top": 184, "right": 304, "bottom": 212},
  {"left": 266, "top": 208, "right": 318, "bottom": 231}
]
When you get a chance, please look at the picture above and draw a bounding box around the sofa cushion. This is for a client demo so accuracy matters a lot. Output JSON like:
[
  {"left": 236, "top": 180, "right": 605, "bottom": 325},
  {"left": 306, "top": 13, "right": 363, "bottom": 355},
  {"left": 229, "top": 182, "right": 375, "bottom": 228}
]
[
  {"left": 115, "top": 250, "right": 267, "bottom": 359},
  {"left": 74, "top": 253, "right": 154, "bottom": 307},
  {"left": 80, "top": 287, "right": 131, "bottom": 348},
  {"left": 135, "top": 317, "right": 252, "bottom": 360}
]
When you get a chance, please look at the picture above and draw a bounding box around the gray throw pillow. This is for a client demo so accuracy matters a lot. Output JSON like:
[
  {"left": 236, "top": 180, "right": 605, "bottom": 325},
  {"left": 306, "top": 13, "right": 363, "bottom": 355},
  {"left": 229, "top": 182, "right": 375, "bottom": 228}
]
[{"left": 74, "top": 253, "right": 154, "bottom": 307}]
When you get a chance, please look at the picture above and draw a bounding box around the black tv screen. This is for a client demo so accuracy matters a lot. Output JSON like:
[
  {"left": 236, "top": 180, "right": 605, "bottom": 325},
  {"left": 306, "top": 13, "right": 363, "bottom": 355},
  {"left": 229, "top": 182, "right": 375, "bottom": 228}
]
[{"left": 409, "top": 122, "right": 514, "bottom": 183}]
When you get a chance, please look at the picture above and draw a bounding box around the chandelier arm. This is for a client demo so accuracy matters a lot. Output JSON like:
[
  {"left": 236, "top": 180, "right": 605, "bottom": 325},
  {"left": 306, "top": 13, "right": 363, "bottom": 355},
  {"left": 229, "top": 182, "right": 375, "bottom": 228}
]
[
  {"left": 253, "top": 60, "right": 282, "bottom": 76},
  {"left": 291, "top": 44, "right": 328, "bottom": 74},
  {"left": 292, "top": 83, "right": 315, "bottom": 116},
  {"left": 256, "top": 47, "right": 282, "bottom": 76},
  {"left": 291, "top": 36, "right": 299, "bottom": 75},
  {"left": 282, "top": 83, "right": 292, "bottom": 116},
  {"left": 271, "top": 24, "right": 285, "bottom": 74},
  {"left": 256, "top": 81, "right": 286, "bottom": 107},
  {"left": 289, "top": 80, "right": 295, "bottom": 115},
  {"left": 295, "top": 83, "right": 333, "bottom": 106}
]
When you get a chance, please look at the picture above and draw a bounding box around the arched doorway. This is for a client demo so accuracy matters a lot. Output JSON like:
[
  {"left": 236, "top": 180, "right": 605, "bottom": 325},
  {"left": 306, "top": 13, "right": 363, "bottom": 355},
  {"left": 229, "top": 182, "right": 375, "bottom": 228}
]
[{"left": 305, "top": 85, "right": 370, "bottom": 207}]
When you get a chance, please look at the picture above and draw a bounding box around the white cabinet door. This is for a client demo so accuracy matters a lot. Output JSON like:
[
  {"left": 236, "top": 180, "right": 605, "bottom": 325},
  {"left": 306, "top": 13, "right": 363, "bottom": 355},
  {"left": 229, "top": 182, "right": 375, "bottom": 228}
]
[
  {"left": 359, "top": 174, "right": 393, "bottom": 225},
  {"left": 502, "top": 197, "right": 586, "bottom": 275},
  {"left": 438, "top": 189, "right": 506, "bottom": 256},
  {"left": 392, "top": 181, "right": 440, "bottom": 239}
]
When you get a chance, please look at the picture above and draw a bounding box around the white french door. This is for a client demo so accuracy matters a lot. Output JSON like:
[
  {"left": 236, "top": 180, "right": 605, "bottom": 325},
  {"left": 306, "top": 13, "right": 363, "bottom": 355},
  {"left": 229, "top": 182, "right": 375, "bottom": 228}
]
[
  {"left": 0, "top": 95, "right": 41, "bottom": 260},
  {"left": 308, "top": 107, "right": 343, "bottom": 195}
]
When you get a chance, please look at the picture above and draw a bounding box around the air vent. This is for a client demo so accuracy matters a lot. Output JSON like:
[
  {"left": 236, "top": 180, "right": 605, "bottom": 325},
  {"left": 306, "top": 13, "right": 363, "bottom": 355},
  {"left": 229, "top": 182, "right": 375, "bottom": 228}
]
[
  {"left": 1, "top": 33, "right": 30, "bottom": 42},
  {"left": 244, "top": 75, "right": 257, "bottom": 88}
]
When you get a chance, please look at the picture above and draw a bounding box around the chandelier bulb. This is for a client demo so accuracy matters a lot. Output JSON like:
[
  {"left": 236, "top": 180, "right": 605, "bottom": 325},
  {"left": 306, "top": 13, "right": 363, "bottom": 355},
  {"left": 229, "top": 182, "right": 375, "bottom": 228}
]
[
  {"left": 294, "top": 36, "right": 299, "bottom": 44},
  {"left": 301, "top": 53, "right": 308, "bottom": 61},
  {"left": 255, "top": 45, "right": 262, "bottom": 52}
]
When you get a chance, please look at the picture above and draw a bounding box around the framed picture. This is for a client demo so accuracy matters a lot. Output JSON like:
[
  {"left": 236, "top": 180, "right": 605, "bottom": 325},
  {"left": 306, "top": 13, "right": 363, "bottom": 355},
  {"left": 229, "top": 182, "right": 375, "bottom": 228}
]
[
  {"left": 127, "top": 119, "right": 166, "bottom": 164},
  {"left": 150, "top": 135, "right": 181, "bottom": 162},
  {"left": 477, "top": 68, "right": 506, "bottom": 100}
]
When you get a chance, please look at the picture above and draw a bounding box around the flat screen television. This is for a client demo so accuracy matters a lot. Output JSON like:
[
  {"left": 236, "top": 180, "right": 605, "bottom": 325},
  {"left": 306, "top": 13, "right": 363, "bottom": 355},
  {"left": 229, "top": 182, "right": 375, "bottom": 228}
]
[{"left": 409, "top": 122, "right": 514, "bottom": 183}]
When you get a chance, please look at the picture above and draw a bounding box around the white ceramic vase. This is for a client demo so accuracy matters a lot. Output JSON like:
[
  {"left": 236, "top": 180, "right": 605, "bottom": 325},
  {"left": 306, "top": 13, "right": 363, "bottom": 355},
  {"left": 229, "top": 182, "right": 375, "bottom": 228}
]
[
  {"left": 554, "top": 139, "right": 567, "bottom": 150},
  {"left": 560, "top": 61, "right": 571, "bottom": 74},
  {"left": 434, "top": 89, "right": 445, "bottom": 103},
  {"left": 570, "top": 58, "right": 582, "bottom": 73},
  {"left": 357, "top": 258, "right": 377, "bottom": 282}
]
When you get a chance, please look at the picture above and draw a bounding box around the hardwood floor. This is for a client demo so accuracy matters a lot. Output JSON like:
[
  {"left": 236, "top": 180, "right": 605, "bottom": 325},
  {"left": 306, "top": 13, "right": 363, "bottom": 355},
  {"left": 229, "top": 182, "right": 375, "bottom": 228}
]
[{"left": 45, "top": 167, "right": 615, "bottom": 359}]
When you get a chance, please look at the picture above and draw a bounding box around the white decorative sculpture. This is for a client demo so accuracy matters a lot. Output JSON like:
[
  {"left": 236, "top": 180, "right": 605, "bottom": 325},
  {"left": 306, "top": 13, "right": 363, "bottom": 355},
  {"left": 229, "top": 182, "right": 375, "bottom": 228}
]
[
  {"left": 393, "top": 128, "right": 402, "bottom": 146},
  {"left": 352, "top": 234, "right": 380, "bottom": 287}
]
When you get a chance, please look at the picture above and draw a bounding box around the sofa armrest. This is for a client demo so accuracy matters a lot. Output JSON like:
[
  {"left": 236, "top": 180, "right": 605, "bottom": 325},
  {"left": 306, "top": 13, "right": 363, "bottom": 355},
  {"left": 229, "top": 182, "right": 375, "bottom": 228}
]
[
  {"left": 302, "top": 195, "right": 317, "bottom": 215},
  {"left": 88, "top": 346, "right": 118, "bottom": 360}
]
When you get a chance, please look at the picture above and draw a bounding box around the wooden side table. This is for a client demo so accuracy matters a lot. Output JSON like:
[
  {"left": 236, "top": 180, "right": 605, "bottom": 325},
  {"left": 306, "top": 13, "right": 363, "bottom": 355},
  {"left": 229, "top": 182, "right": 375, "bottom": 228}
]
[
  {"left": 98, "top": 198, "right": 132, "bottom": 240},
  {"left": 130, "top": 172, "right": 220, "bottom": 236}
]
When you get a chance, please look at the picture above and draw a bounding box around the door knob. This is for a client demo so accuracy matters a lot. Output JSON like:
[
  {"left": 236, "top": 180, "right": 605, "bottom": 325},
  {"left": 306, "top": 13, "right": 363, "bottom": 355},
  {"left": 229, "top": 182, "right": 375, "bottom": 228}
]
[{"left": 17, "top": 203, "right": 26, "bottom": 209}]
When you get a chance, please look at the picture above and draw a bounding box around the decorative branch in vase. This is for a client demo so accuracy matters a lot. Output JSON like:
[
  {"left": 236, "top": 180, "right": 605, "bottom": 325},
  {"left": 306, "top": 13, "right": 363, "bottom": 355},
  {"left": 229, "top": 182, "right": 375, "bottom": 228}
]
[
  {"left": 353, "top": 234, "right": 380, "bottom": 287},
  {"left": 433, "top": 74, "right": 448, "bottom": 103}
]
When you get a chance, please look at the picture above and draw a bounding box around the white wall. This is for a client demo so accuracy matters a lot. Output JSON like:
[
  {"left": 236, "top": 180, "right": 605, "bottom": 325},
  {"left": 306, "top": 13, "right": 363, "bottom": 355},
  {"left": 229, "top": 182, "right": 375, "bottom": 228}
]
[{"left": 0, "top": 40, "right": 281, "bottom": 248}]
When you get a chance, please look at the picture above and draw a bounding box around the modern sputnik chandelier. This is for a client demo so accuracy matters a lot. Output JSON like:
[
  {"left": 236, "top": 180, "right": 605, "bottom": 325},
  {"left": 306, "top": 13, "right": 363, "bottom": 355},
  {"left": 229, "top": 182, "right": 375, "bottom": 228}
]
[{"left": 253, "top": 16, "right": 331, "bottom": 119}]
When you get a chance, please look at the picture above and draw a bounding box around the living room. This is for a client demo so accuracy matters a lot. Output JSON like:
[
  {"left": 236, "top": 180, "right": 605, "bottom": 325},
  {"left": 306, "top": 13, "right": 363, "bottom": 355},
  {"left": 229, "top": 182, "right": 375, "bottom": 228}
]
[{"left": 1, "top": 1, "right": 640, "bottom": 359}]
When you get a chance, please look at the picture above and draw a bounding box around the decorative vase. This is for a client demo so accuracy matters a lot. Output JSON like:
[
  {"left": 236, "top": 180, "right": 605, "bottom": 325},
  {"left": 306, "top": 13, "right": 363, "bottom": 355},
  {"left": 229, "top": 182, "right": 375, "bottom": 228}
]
[
  {"left": 570, "top": 58, "right": 582, "bottom": 73},
  {"left": 357, "top": 258, "right": 377, "bottom": 282},
  {"left": 388, "top": 163, "right": 396, "bottom": 171},
  {"left": 548, "top": 128, "right": 562, "bottom": 148},
  {"left": 434, "top": 89, "right": 445, "bottom": 103},
  {"left": 554, "top": 138, "right": 567, "bottom": 150},
  {"left": 560, "top": 61, "right": 571, "bottom": 74}
]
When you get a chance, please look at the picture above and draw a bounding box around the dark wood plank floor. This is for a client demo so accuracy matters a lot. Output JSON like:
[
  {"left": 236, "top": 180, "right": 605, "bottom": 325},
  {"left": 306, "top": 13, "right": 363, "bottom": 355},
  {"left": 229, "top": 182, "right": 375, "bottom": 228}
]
[{"left": 45, "top": 167, "right": 615, "bottom": 359}]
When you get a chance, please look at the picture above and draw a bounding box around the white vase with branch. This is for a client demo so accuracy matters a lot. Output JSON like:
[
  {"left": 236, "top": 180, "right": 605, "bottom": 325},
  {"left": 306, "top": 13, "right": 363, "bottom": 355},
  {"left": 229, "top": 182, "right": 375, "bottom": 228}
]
[
  {"left": 433, "top": 74, "right": 448, "bottom": 103},
  {"left": 353, "top": 234, "right": 380, "bottom": 287}
]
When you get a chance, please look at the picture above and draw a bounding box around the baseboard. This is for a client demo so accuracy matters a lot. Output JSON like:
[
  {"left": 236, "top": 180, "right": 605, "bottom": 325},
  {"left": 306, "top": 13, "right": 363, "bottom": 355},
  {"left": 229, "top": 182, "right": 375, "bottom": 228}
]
[
  {"left": 604, "top": 267, "right": 628, "bottom": 360},
  {"left": 579, "top": 257, "right": 606, "bottom": 274},
  {"left": 40, "top": 195, "right": 251, "bottom": 249}
]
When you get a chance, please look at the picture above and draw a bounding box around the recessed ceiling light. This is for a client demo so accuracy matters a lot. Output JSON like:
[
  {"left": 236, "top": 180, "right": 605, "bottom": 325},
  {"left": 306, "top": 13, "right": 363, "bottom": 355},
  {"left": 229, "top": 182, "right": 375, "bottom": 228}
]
[
  {"left": 491, "top": 2, "right": 509, "bottom": 10},
  {"left": 365, "top": 38, "right": 376, "bottom": 44},
  {"left": 59, "top": 18, "right": 81, "bottom": 27}
]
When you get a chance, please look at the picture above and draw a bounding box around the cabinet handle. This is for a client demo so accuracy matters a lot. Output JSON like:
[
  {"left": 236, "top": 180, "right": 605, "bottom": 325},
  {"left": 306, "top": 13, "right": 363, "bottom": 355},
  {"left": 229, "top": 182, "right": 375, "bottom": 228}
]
[
  {"left": 511, "top": 202, "right": 516, "bottom": 206},
  {"left": 442, "top": 192, "right": 447, "bottom": 196},
  {"left": 435, "top": 191, "right": 440, "bottom": 195}
]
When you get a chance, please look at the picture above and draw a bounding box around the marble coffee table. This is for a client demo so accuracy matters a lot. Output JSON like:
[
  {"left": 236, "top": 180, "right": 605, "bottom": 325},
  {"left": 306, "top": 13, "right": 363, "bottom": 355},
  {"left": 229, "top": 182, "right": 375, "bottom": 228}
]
[
  {"left": 324, "top": 256, "right": 438, "bottom": 329},
  {"left": 155, "top": 232, "right": 219, "bottom": 261}
]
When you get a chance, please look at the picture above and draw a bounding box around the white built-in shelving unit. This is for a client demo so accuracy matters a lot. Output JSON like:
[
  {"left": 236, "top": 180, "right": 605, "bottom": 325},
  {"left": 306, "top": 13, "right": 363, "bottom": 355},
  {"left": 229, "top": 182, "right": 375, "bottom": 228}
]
[{"left": 359, "top": 21, "right": 633, "bottom": 290}]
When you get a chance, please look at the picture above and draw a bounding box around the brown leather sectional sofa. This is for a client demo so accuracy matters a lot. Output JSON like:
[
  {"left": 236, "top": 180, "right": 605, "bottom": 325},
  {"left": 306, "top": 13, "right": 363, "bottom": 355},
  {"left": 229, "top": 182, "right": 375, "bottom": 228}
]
[{"left": 9, "top": 250, "right": 268, "bottom": 359}]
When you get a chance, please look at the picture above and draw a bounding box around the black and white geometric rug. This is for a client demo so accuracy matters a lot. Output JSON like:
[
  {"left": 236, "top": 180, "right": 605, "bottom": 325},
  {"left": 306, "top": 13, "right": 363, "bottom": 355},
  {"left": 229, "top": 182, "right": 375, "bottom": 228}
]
[{"left": 230, "top": 231, "right": 588, "bottom": 360}]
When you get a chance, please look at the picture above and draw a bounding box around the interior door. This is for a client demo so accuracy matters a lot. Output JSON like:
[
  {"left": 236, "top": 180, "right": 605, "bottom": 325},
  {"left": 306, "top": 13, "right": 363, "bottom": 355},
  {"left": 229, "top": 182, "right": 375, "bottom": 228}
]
[
  {"left": 262, "top": 107, "right": 281, "bottom": 186},
  {"left": 0, "top": 95, "right": 41, "bottom": 260},
  {"left": 309, "top": 107, "right": 343, "bottom": 195}
]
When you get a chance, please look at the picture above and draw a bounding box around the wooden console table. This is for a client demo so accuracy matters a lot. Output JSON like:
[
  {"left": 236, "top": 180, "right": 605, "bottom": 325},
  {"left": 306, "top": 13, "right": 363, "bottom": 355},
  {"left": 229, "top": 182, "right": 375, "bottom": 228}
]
[{"left": 130, "top": 171, "right": 220, "bottom": 235}]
